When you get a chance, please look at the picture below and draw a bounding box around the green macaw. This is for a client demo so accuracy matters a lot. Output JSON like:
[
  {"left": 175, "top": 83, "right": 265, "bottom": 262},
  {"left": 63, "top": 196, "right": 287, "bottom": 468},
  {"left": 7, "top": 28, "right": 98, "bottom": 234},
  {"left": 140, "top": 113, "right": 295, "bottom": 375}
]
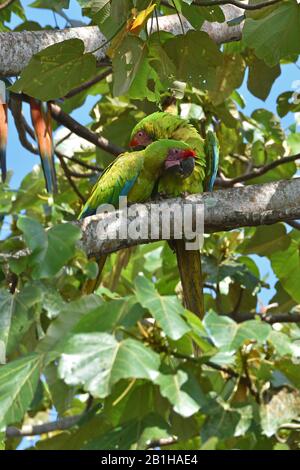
[
  {"left": 130, "top": 111, "right": 220, "bottom": 319},
  {"left": 78, "top": 139, "right": 196, "bottom": 292}
]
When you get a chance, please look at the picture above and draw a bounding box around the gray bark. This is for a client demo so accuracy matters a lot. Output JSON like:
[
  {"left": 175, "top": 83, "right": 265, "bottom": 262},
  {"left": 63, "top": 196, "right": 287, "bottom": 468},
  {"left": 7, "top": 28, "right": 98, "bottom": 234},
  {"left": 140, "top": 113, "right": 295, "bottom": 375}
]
[
  {"left": 0, "top": 6, "right": 243, "bottom": 76},
  {"left": 77, "top": 178, "right": 300, "bottom": 258}
]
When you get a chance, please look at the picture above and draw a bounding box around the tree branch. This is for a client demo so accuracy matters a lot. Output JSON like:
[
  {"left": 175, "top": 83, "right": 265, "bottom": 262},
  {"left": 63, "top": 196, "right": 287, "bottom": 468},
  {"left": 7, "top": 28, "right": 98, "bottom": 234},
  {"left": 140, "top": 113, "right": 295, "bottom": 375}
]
[
  {"left": 232, "top": 311, "right": 300, "bottom": 324},
  {"left": 219, "top": 154, "right": 300, "bottom": 187},
  {"left": 6, "top": 414, "right": 82, "bottom": 438},
  {"left": 64, "top": 68, "right": 112, "bottom": 100},
  {"left": 0, "top": 6, "right": 243, "bottom": 76},
  {"left": 77, "top": 178, "right": 300, "bottom": 258},
  {"left": 50, "top": 103, "right": 124, "bottom": 157},
  {"left": 56, "top": 151, "right": 86, "bottom": 203},
  {"left": 192, "top": 0, "right": 282, "bottom": 11},
  {"left": 0, "top": 0, "right": 16, "bottom": 11}
]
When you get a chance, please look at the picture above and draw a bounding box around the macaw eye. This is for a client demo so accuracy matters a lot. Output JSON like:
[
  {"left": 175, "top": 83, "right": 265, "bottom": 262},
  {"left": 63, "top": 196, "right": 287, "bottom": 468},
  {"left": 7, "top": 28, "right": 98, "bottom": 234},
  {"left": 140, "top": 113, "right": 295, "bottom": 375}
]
[
  {"left": 138, "top": 131, "right": 143, "bottom": 137},
  {"left": 174, "top": 149, "right": 179, "bottom": 154}
]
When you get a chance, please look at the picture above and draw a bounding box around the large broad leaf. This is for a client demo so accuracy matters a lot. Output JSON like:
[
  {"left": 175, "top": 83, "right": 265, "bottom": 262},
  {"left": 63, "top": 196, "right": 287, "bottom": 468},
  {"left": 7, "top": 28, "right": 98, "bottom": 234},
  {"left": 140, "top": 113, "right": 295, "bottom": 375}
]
[
  {"left": 112, "top": 36, "right": 147, "bottom": 97},
  {"left": 0, "top": 290, "right": 14, "bottom": 364},
  {"left": 11, "top": 39, "right": 97, "bottom": 100},
  {"left": 164, "top": 31, "right": 223, "bottom": 91},
  {"left": 29, "top": 0, "right": 70, "bottom": 10},
  {"left": 71, "top": 297, "right": 145, "bottom": 334},
  {"left": 243, "top": 1, "right": 300, "bottom": 67},
  {"left": 134, "top": 275, "right": 190, "bottom": 340},
  {"left": 270, "top": 233, "right": 300, "bottom": 303},
  {"left": 240, "top": 224, "right": 290, "bottom": 257},
  {"left": 181, "top": 2, "right": 224, "bottom": 29},
  {"left": 260, "top": 388, "right": 300, "bottom": 436},
  {"left": 208, "top": 54, "right": 245, "bottom": 106},
  {"left": 0, "top": 353, "right": 42, "bottom": 429},
  {"left": 17, "top": 216, "right": 81, "bottom": 279},
  {"left": 84, "top": 414, "right": 170, "bottom": 450},
  {"left": 156, "top": 368, "right": 206, "bottom": 418},
  {"left": 7, "top": 283, "right": 43, "bottom": 356},
  {"left": 247, "top": 57, "right": 281, "bottom": 101},
  {"left": 203, "top": 311, "right": 271, "bottom": 352},
  {"left": 58, "top": 333, "right": 160, "bottom": 398},
  {"left": 37, "top": 294, "right": 103, "bottom": 354}
]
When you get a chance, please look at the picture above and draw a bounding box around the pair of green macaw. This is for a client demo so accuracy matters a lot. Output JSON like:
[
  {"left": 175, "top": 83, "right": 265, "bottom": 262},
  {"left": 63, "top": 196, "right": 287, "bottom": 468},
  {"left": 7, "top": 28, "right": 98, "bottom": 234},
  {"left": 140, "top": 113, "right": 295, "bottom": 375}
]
[
  {"left": 78, "top": 111, "right": 219, "bottom": 319},
  {"left": 79, "top": 112, "right": 218, "bottom": 214},
  {"left": 0, "top": 79, "right": 57, "bottom": 192}
]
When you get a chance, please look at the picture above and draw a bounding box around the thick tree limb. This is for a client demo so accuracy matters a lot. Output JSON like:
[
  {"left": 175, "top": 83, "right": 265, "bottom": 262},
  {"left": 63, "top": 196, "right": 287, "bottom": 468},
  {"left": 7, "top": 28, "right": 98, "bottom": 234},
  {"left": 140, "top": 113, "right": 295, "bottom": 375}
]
[
  {"left": 0, "top": 7, "right": 243, "bottom": 76},
  {"left": 77, "top": 178, "right": 300, "bottom": 258}
]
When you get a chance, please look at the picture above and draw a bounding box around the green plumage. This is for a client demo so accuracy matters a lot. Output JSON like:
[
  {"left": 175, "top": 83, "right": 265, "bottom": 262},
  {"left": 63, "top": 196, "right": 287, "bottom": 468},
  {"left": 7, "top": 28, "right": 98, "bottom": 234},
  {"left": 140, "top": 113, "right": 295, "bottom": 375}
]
[
  {"left": 130, "top": 112, "right": 206, "bottom": 196},
  {"left": 78, "top": 139, "right": 193, "bottom": 219}
]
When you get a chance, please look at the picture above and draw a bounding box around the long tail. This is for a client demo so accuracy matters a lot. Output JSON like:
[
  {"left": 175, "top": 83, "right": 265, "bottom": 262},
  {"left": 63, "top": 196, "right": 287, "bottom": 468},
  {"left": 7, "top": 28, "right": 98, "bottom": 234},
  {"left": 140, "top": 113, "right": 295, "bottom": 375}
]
[
  {"left": 173, "top": 239, "right": 205, "bottom": 319},
  {"left": 30, "top": 98, "right": 57, "bottom": 194},
  {"left": 0, "top": 82, "right": 8, "bottom": 182}
]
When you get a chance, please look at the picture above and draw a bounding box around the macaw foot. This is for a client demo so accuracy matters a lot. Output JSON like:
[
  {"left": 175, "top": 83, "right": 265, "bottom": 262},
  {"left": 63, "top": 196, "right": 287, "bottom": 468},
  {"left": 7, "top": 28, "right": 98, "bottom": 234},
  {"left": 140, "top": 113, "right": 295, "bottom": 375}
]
[{"left": 180, "top": 191, "right": 190, "bottom": 199}]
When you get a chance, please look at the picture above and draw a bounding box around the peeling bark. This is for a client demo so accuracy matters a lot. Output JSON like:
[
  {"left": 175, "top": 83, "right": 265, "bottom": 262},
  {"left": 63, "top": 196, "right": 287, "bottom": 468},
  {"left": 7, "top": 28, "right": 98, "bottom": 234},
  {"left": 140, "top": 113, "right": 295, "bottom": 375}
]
[
  {"left": 0, "top": 6, "right": 243, "bottom": 76},
  {"left": 77, "top": 179, "right": 300, "bottom": 258}
]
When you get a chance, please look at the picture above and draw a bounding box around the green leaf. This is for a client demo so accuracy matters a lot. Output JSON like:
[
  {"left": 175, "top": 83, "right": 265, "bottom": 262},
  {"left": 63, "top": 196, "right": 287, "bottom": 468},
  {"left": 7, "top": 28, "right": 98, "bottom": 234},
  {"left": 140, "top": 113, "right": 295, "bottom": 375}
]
[
  {"left": 277, "top": 91, "right": 300, "bottom": 118},
  {"left": 204, "top": 311, "right": 271, "bottom": 351},
  {"left": 270, "top": 234, "right": 300, "bottom": 303},
  {"left": 203, "top": 311, "right": 237, "bottom": 348},
  {"left": 260, "top": 388, "right": 300, "bottom": 436},
  {"left": 208, "top": 54, "right": 245, "bottom": 106},
  {"left": 156, "top": 369, "right": 206, "bottom": 417},
  {"left": 243, "top": 1, "right": 300, "bottom": 67},
  {"left": 11, "top": 39, "right": 97, "bottom": 100},
  {"left": 247, "top": 57, "right": 280, "bottom": 101},
  {"left": 72, "top": 297, "right": 145, "bottom": 334},
  {"left": 134, "top": 275, "right": 190, "bottom": 340},
  {"left": 112, "top": 36, "right": 147, "bottom": 97},
  {"left": 37, "top": 294, "right": 103, "bottom": 354},
  {"left": 29, "top": 0, "right": 70, "bottom": 10},
  {"left": 287, "top": 132, "right": 300, "bottom": 154},
  {"left": 7, "top": 283, "right": 43, "bottom": 355},
  {"left": 58, "top": 333, "right": 160, "bottom": 398},
  {"left": 0, "top": 353, "right": 42, "bottom": 429},
  {"left": 78, "top": 0, "right": 110, "bottom": 15},
  {"left": 42, "top": 286, "right": 66, "bottom": 319},
  {"left": 240, "top": 224, "right": 290, "bottom": 256},
  {"left": 164, "top": 31, "right": 223, "bottom": 90},
  {"left": 181, "top": 3, "right": 224, "bottom": 30},
  {"left": 17, "top": 215, "right": 47, "bottom": 254},
  {"left": 84, "top": 414, "right": 170, "bottom": 450},
  {"left": 0, "top": 290, "right": 14, "bottom": 364},
  {"left": 17, "top": 216, "right": 81, "bottom": 279}
]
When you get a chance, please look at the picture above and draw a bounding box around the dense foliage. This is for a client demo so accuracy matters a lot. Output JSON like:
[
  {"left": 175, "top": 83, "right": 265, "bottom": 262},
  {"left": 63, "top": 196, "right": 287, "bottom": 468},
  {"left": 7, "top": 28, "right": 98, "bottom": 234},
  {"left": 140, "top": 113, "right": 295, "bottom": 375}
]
[{"left": 1, "top": 0, "right": 300, "bottom": 451}]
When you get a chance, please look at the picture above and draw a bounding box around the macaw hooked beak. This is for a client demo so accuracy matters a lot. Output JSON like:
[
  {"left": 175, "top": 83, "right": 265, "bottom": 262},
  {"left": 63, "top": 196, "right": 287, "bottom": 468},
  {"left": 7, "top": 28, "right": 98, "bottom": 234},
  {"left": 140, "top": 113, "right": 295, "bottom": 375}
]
[
  {"left": 129, "top": 137, "right": 138, "bottom": 147},
  {"left": 164, "top": 148, "right": 196, "bottom": 172}
]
